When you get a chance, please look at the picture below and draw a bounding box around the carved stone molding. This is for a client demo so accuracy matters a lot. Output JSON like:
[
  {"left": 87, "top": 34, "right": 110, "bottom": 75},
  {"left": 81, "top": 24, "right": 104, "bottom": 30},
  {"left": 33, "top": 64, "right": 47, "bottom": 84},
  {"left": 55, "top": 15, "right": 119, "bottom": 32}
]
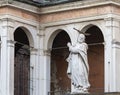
[
  {"left": 1, "top": 18, "right": 15, "bottom": 28},
  {"left": 7, "top": 40, "right": 15, "bottom": 47},
  {"left": 37, "top": 25, "right": 45, "bottom": 37},
  {"left": 30, "top": 48, "right": 38, "bottom": 55},
  {"left": 112, "top": 40, "right": 120, "bottom": 49},
  {"left": 44, "top": 50, "right": 51, "bottom": 56},
  {"left": 40, "top": 0, "right": 118, "bottom": 14},
  {"left": 105, "top": 17, "right": 120, "bottom": 27}
]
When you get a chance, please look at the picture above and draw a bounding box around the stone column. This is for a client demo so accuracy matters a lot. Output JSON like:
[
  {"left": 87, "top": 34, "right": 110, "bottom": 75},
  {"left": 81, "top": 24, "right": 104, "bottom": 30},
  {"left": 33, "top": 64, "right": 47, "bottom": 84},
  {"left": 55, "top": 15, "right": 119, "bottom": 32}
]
[
  {"left": 0, "top": 18, "right": 14, "bottom": 95},
  {"left": 38, "top": 46, "right": 51, "bottom": 95},
  {"left": 42, "top": 50, "right": 51, "bottom": 95},
  {"left": 104, "top": 17, "right": 120, "bottom": 92},
  {"left": 0, "top": 41, "right": 1, "bottom": 95},
  {"left": 37, "top": 26, "right": 50, "bottom": 95},
  {"left": 1, "top": 40, "right": 15, "bottom": 95},
  {"left": 104, "top": 17, "right": 113, "bottom": 92},
  {"left": 112, "top": 41, "right": 120, "bottom": 92},
  {"left": 35, "top": 36, "right": 51, "bottom": 95},
  {"left": 110, "top": 18, "right": 120, "bottom": 92},
  {"left": 1, "top": 35, "right": 8, "bottom": 95},
  {"left": 30, "top": 48, "right": 38, "bottom": 95}
]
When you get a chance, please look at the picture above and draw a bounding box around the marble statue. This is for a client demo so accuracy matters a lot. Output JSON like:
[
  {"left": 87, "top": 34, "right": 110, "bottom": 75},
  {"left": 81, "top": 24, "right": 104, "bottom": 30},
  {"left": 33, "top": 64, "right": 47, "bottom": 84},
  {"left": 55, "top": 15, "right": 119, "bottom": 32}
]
[{"left": 66, "top": 33, "right": 90, "bottom": 94}]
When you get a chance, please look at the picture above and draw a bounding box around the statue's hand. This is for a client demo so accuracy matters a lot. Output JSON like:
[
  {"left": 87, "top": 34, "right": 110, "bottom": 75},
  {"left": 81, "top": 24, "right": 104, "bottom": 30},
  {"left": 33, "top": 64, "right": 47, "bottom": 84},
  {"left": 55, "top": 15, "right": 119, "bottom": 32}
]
[
  {"left": 67, "top": 73, "right": 71, "bottom": 79},
  {"left": 67, "top": 42, "right": 71, "bottom": 47}
]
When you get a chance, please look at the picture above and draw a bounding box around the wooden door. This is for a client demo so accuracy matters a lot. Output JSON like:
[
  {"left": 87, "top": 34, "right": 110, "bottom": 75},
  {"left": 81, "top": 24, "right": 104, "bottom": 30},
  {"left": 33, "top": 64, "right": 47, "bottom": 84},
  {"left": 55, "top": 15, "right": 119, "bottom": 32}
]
[{"left": 14, "top": 48, "right": 30, "bottom": 95}]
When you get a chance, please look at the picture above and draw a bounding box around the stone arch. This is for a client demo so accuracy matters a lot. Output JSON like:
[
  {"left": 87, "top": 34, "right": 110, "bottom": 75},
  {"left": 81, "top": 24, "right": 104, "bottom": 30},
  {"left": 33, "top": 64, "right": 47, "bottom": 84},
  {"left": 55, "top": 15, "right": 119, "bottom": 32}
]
[
  {"left": 47, "top": 29, "right": 72, "bottom": 94},
  {"left": 81, "top": 24, "right": 104, "bottom": 43},
  {"left": 46, "top": 29, "right": 72, "bottom": 50},
  {"left": 13, "top": 26, "right": 34, "bottom": 47},
  {"left": 14, "top": 26, "right": 34, "bottom": 95},
  {"left": 80, "top": 23, "right": 105, "bottom": 41},
  {"left": 81, "top": 24, "right": 104, "bottom": 93}
]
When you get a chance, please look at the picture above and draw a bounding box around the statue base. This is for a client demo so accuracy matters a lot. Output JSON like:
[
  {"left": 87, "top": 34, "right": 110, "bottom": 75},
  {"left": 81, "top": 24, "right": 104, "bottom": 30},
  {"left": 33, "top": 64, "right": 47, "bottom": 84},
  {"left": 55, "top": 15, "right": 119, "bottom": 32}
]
[{"left": 65, "top": 92, "right": 120, "bottom": 95}]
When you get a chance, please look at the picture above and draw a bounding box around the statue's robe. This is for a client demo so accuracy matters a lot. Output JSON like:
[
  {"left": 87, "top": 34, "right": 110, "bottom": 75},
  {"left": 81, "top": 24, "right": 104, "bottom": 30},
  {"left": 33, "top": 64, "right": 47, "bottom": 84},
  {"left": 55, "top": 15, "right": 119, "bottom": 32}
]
[{"left": 66, "top": 42, "right": 90, "bottom": 89}]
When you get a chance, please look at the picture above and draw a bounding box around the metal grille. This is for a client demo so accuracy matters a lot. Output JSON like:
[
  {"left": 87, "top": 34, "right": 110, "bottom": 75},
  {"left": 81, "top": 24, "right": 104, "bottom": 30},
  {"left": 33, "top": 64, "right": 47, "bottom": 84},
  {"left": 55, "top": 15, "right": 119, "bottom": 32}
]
[{"left": 14, "top": 48, "right": 30, "bottom": 95}]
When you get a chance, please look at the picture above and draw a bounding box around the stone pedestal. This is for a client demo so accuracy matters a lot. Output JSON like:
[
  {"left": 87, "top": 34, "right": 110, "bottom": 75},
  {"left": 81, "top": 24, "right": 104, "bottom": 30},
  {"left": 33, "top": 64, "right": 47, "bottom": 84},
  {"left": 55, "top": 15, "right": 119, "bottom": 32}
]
[{"left": 65, "top": 92, "right": 120, "bottom": 95}]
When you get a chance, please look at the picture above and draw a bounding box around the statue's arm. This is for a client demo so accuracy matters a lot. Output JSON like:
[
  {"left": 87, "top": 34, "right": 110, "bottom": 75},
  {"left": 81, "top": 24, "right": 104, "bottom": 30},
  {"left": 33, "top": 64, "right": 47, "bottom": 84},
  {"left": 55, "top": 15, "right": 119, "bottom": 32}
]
[
  {"left": 69, "top": 43, "right": 87, "bottom": 54},
  {"left": 69, "top": 45, "right": 80, "bottom": 53}
]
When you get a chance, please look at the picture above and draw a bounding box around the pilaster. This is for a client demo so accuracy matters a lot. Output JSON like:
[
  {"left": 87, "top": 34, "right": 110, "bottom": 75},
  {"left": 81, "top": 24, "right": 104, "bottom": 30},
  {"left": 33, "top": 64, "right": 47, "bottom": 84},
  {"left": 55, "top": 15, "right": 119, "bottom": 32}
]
[
  {"left": 0, "top": 18, "right": 15, "bottom": 95},
  {"left": 36, "top": 26, "right": 46, "bottom": 95},
  {"left": 112, "top": 41, "right": 120, "bottom": 92},
  {"left": 111, "top": 18, "right": 120, "bottom": 92},
  {"left": 0, "top": 41, "right": 1, "bottom": 95},
  {"left": 42, "top": 49, "right": 51, "bottom": 95},
  {"left": 104, "top": 17, "right": 120, "bottom": 92},
  {"left": 1, "top": 39, "right": 15, "bottom": 95},
  {"left": 30, "top": 48, "right": 38, "bottom": 95},
  {"left": 104, "top": 17, "right": 113, "bottom": 92},
  {"left": 38, "top": 26, "right": 51, "bottom": 95},
  {"left": 7, "top": 40, "right": 15, "bottom": 95}
]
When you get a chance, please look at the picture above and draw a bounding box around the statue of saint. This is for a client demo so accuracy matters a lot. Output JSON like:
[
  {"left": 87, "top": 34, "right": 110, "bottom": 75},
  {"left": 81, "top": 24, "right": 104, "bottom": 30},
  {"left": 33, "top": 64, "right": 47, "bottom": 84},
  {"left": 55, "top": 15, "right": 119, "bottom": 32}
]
[{"left": 66, "top": 33, "right": 90, "bottom": 93}]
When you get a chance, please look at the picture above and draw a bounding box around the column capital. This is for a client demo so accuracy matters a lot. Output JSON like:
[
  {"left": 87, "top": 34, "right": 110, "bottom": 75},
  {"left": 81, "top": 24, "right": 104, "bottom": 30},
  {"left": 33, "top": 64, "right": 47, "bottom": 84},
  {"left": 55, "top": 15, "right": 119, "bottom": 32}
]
[
  {"left": 104, "top": 17, "right": 120, "bottom": 27},
  {"left": 44, "top": 50, "right": 51, "bottom": 56},
  {"left": 7, "top": 40, "right": 15, "bottom": 44},
  {"left": 7, "top": 40, "right": 15, "bottom": 47},
  {"left": 112, "top": 40, "right": 120, "bottom": 49},
  {"left": 1, "top": 18, "right": 15, "bottom": 28},
  {"left": 30, "top": 48, "right": 38, "bottom": 55}
]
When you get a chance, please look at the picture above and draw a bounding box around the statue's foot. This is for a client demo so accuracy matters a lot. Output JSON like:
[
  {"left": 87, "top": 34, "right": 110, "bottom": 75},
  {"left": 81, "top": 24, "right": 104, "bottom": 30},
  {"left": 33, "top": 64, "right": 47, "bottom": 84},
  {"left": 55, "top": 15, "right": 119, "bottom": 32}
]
[
  {"left": 71, "top": 87, "right": 89, "bottom": 94},
  {"left": 71, "top": 88, "right": 84, "bottom": 94}
]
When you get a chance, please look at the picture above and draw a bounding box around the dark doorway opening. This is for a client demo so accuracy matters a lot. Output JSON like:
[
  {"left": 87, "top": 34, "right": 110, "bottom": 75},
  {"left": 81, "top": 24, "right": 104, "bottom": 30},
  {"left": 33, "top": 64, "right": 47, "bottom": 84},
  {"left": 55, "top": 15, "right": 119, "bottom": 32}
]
[
  {"left": 86, "top": 25, "right": 104, "bottom": 93},
  {"left": 14, "top": 28, "right": 30, "bottom": 95},
  {"left": 50, "top": 30, "right": 71, "bottom": 95}
]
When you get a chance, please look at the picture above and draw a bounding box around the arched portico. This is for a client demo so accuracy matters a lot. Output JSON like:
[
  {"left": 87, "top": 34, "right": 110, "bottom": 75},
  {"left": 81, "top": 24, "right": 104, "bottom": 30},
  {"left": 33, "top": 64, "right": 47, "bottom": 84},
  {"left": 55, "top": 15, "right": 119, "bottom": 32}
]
[
  {"left": 50, "top": 30, "right": 71, "bottom": 93},
  {"left": 43, "top": 24, "right": 105, "bottom": 94},
  {"left": 14, "top": 26, "right": 35, "bottom": 95},
  {"left": 44, "top": 28, "right": 78, "bottom": 95},
  {"left": 13, "top": 26, "right": 34, "bottom": 47},
  {"left": 14, "top": 27, "right": 30, "bottom": 95},
  {"left": 42, "top": 17, "right": 120, "bottom": 94},
  {"left": 81, "top": 25, "right": 104, "bottom": 93}
]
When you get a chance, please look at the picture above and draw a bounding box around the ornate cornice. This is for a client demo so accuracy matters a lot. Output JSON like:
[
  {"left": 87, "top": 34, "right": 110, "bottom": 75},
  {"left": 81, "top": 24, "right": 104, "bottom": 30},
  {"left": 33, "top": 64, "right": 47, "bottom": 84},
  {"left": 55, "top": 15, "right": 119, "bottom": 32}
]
[
  {"left": 1, "top": 0, "right": 120, "bottom": 15},
  {"left": 39, "top": 0, "right": 120, "bottom": 14}
]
